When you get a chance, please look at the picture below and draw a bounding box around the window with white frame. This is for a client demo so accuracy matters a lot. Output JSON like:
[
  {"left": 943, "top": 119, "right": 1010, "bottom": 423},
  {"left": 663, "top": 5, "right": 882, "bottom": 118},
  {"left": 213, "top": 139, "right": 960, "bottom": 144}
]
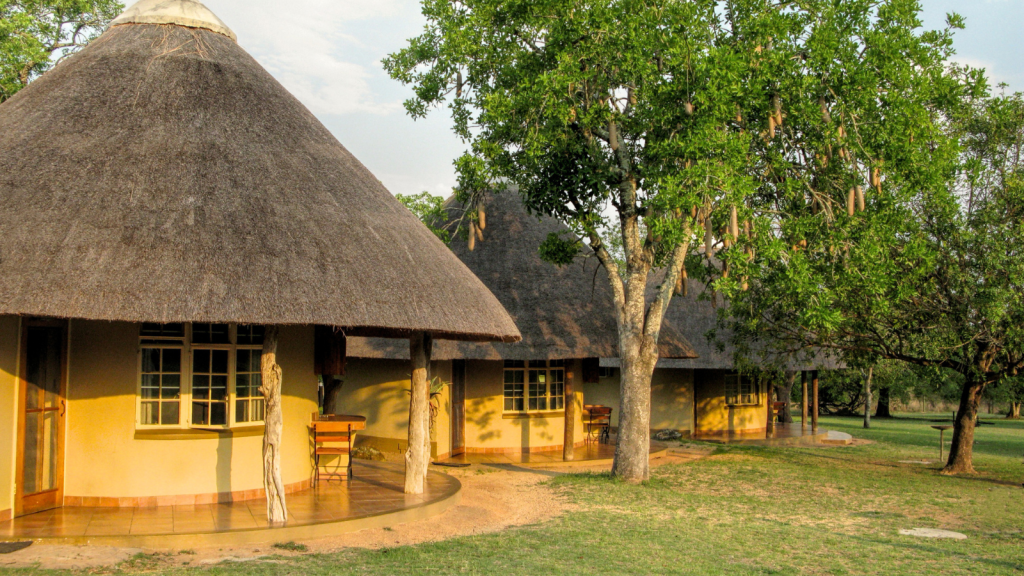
[
  {"left": 137, "top": 323, "right": 265, "bottom": 428},
  {"left": 724, "top": 373, "right": 760, "bottom": 406},
  {"left": 503, "top": 360, "right": 565, "bottom": 412}
]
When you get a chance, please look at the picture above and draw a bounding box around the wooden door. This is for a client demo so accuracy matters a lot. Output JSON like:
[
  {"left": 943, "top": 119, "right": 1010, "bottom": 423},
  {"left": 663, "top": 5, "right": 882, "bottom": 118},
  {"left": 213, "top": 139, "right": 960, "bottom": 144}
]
[
  {"left": 451, "top": 360, "right": 466, "bottom": 456},
  {"left": 16, "top": 320, "right": 67, "bottom": 516}
]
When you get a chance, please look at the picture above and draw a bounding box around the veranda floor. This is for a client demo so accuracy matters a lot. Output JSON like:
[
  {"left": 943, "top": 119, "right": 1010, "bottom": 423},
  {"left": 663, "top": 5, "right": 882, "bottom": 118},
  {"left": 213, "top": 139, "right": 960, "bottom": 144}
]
[{"left": 0, "top": 461, "right": 460, "bottom": 547}]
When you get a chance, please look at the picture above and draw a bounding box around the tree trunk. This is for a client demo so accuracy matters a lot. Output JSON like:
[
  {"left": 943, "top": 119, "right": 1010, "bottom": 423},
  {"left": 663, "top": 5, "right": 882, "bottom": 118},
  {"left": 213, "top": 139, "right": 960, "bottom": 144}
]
[
  {"left": 765, "top": 376, "right": 775, "bottom": 437},
  {"left": 1007, "top": 402, "right": 1021, "bottom": 420},
  {"left": 863, "top": 367, "right": 873, "bottom": 429},
  {"left": 405, "top": 332, "right": 432, "bottom": 494},
  {"left": 801, "top": 371, "right": 808, "bottom": 431},
  {"left": 260, "top": 326, "right": 288, "bottom": 523},
  {"left": 563, "top": 370, "right": 575, "bottom": 461},
  {"left": 942, "top": 377, "right": 987, "bottom": 475},
  {"left": 811, "top": 371, "right": 819, "bottom": 433},
  {"left": 875, "top": 386, "right": 893, "bottom": 418},
  {"left": 612, "top": 330, "right": 658, "bottom": 483},
  {"left": 777, "top": 371, "right": 796, "bottom": 424}
]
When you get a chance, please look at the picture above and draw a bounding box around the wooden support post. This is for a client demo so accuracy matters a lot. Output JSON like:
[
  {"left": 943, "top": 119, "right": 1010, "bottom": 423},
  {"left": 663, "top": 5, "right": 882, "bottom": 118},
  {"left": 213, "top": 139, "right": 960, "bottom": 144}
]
[
  {"left": 563, "top": 370, "right": 576, "bottom": 461},
  {"left": 260, "top": 326, "right": 288, "bottom": 523},
  {"left": 811, "top": 370, "right": 819, "bottom": 433},
  {"left": 766, "top": 376, "right": 775, "bottom": 438},
  {"left": 801, "top": 371, "right": 808, "bottom": 432},
  {"left": 405, "top": 332, "right": 432, "bottom": 495}
]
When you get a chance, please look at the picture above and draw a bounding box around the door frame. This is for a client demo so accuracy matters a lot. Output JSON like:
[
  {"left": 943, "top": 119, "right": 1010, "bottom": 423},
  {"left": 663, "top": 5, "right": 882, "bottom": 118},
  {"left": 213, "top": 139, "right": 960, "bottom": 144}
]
[
  {"left": 15, "top": 318, "right": 69, "bottom": 517},
  {"left": 451, "top": 360, "right": 466, "bottom": 456}
]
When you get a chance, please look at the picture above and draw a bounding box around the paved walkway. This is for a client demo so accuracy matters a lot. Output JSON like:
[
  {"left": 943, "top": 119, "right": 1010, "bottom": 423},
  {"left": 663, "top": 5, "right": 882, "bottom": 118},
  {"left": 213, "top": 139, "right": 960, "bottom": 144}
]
[{"left": 438, "top": 442, "right": 667, "bottom": 468}]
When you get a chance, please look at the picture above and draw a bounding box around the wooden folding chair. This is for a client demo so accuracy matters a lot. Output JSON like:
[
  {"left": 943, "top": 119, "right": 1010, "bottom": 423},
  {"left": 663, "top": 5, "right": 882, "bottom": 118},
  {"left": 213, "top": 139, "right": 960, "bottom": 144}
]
[
  {"left": 311, "top": 413, "right": 365, "bottom": 486},
  {"left": 584, "top": 406, "right": 612, "bottom": 445}
]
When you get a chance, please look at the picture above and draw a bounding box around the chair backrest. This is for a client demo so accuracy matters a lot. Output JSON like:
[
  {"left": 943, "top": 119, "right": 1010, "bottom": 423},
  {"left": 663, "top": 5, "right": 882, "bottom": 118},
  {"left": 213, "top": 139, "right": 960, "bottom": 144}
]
[{"left": 312, "top": 420, "right": 354, "bottom": 446}]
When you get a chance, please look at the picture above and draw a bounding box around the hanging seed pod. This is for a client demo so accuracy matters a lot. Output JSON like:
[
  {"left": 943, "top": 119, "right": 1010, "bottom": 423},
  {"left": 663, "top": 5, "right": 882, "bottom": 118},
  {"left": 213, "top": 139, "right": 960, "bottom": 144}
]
[
  {"left": 838, "top": 125, "right": 846, "bottom": 139},
  {"left": 685, "top": 159, "right": 692, "bottom": 169},
  {"left": 568, "top": 108, "right": 577, "bottom": 122},
  {"left": 768, "top": 115, "right": 776, "bottom": 139},
  {"left": 657, "top": 55, "right": 663, "bottom": 73},
  {"left": 609, "top": 121, "right": 619, "bottom": 151},
  {"left": 681, "top": 268, "right": 689, "bottom": 297},
  {"left": 800, "top": 239, "right": 808, "bottom": 249},
  {"left": 772, "top": 94, "right": 782, "bottom": 126},
  {"left": 704, "top": 217, "right": 714, "bottom": 256},
  {"left": 628, "top": 88, "right": 637, "bottom": 106},
  {"left": 468, "top": 222, "right": 476, "bottom": 251},
  {"left": 475, "top": 221, "right": 484, "bottom": 241},
  {"left": 478, "top": 204, "right": 486, "bottom": 230},
  {"left": 856, "top": 186, "right": 865, "bottom": 212},
  {"left": 684, "top": 101, "right": 693, "bottom": 116},
  {"left": 729, "top": 206, "right": 739, "bottom": 239},
  {"left": 847, "top": 188, "right": 856, "bottom": 217},
  {"left": 456, "top": 70, "right": 463, "bottom": 97},
  {"left": 819, "top": 96, "right": 831, "bottom": 124},
  {"left": 722, "top": 261, "right": 730, "bottom": 279},
  {"left": 744, "top": 219, "right": 751, "bottom": 239},
  {"left": 735, "top": 105, "right": 743, "bottom": 124},
  {"left": 741, "top": 278, "right": 749, "bottom": 291},
  {"left": 675, "top": 269, "right": 684, "bottom": 295},
  {"left": 872, "top": 167, "right": 881, "bottom": 193},
  {"left": 690, "top": 205, "right": 697, "bottom": 219},
  {"left": 722, "top": 226, "right": 732, "bottom": 248}
]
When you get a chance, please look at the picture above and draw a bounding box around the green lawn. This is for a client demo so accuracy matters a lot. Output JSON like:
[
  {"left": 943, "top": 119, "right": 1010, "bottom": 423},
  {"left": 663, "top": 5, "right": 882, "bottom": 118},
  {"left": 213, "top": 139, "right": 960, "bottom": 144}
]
[{"left": 6, "top": 415, "right": 1024, "bottom": 575}]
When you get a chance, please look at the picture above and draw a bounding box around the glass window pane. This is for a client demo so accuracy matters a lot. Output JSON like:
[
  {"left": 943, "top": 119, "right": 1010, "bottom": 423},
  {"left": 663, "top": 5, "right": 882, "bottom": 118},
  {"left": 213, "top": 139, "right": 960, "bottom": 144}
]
[
  {"left": 528, "top": 360, "right": 545, "bottom": 368},
  {"left": 236, "top": 399, "right": 249, "bottom": 422},
  {"left": 212, "top": 350, "right": 228, "bottom": 374},
  {"left": 141, "top": 386, "right": 159, "bottom": 399},
  {"left": 141, "top": 374, "right": 159, "bottom": 388},
  {"left": 141, "top": 402, "right": 159, "bottom": 425},
  {"left": 162, "top": 375, "right": 180, "bottom": 398},
  {"left": 192, "top": 402, "right": 209, "bottom": 425},
  {"left": 193, "top": 375, "right": 210, "bottom": 399},
  {"left": 237, "top": 350, "right": 250, "bottom": 372},
  {"left": 211, "top": 402, "right": 227, "bottom": 425},
  {"left": 163, "top": 349, "right": 181, "bottom": 373},
  {"left": 194, "top": 349, "right": 210, "bottom": 372},
  {"left": 236, "top": 374, "right": 250, "bottom": 396},
  {"left": 141, "top": 348, "right": 160, "bottom": 373},
  {"left": 504, "top": 398, "right": 513, "bottom": 411},
  {"left": 161, "top": 402, "right": 179, "bottom": 425}
]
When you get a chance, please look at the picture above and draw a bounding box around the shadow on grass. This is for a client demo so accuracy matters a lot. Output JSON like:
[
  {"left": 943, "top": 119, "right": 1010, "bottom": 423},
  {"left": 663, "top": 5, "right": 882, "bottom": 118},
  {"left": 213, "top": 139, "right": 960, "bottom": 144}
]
[{"left": 844, "top": 533, "right": 1024, "bottom": 573}]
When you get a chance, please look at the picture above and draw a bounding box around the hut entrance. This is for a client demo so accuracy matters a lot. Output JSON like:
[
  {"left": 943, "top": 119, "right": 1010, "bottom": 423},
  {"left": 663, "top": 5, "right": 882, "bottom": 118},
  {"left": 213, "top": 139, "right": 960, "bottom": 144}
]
[
  {"left": 16, "top": 320, "right": 68, "bottom": 517},
  {"left": 451, "top": 360, "right": 466, "bottom": 456}
]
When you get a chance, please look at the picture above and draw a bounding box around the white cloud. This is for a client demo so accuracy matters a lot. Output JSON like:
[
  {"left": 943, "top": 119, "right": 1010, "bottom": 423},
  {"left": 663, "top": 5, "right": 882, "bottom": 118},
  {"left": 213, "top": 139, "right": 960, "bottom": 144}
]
[{"left": 203, "top": 0, "right": 408, "bottom": 116}]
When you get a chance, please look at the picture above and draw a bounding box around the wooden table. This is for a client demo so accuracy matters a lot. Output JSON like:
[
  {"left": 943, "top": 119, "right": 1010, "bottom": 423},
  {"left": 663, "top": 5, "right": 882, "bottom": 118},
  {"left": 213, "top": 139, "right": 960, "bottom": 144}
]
[{"left": 931, "top": 425, "right": 953, "bottom": 461}]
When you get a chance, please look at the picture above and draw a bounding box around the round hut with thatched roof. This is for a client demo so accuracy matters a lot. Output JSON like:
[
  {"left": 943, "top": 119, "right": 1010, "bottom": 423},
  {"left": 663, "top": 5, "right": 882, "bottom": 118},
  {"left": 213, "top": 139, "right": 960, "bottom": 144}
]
[
  {"left": 344, "top": 190, "right": 700, "bottom": 457},
  {"left": 0, "top": 0, "right": 518, "bottom": 520}
]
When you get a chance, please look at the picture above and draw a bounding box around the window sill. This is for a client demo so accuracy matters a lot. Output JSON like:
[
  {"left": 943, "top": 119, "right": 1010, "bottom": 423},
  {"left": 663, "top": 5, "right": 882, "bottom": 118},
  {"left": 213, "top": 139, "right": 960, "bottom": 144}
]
[
  {"left": 133, "top": 426, "right": 265, "bottom": 440},
  {"left": 502, "top": 410, "right": 566, "bottom": 420}
]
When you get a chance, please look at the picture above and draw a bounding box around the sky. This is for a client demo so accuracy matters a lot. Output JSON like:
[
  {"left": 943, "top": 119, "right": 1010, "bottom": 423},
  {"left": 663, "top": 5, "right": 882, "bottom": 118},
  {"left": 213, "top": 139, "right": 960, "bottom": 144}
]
[{"left": 197, "top": 0, "right": 1024, "bottom": 199}]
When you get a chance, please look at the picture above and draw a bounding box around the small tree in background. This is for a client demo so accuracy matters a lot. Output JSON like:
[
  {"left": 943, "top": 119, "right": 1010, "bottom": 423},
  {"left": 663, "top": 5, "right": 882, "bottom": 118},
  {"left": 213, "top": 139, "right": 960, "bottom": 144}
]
[
  {"left": 0, "top": 0, "right": 123, "bottom": 102},
  {"left": 729, "top": 73, "right": 1024, "bottom": 474},
  {"left": 397, "top": 192, "right": 452, "bottom": 242},
  {"left": 387, "top": 0, "right": 965, "bottom": 481}
]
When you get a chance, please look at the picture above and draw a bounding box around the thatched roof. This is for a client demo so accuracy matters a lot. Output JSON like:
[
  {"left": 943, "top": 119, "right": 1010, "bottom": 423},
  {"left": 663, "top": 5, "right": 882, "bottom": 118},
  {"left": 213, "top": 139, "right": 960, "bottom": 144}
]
[
  {"left": 348, "top": 190, "right": 696, "bottom": 360},
  {"left": 601, "top": 274, "right": 841, "bottom": 371},
  {"left": 0, "top": 5, "right": 519, "bottom": 343},
  {"left": 110, "top": 0, "right": 236, "bottom": 40}
]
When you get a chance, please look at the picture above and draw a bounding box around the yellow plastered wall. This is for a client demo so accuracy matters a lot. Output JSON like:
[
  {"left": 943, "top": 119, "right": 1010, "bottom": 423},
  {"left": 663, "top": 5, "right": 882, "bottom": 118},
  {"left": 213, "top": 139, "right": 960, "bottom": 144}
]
[
  {"left": 0, "top": 315, "right": 19, "bottom": 517},
  {"left": 694, "top": 369, "right": 767, "bottom": 436},
  {"left": 64, "top": 321, "right": 318, "bottom": 499},
  {"left": 330, "top": 358, "right": 452, "bottom": 458},
  {"left": 464, "top": 360, "right": 585, "bottom": 452},
  {"left": 581, "top": 368, "right": 694, "bottom": 433}
]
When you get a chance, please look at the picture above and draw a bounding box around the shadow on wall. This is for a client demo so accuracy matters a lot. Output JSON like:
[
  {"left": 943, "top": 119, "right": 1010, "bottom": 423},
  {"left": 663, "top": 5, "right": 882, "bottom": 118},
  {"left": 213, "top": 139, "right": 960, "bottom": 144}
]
[{"left": 469, "top": 397, "right": 500, "bottom": 443}]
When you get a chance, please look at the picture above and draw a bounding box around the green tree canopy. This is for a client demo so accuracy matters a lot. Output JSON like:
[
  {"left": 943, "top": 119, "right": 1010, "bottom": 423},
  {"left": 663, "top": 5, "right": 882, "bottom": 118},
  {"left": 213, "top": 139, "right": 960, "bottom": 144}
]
[
  {"left": 387, "top": 0, "right": 965, "bottom": 481},
  {"left": 1, "top": 0, "right": 123, "bottom": 102}
]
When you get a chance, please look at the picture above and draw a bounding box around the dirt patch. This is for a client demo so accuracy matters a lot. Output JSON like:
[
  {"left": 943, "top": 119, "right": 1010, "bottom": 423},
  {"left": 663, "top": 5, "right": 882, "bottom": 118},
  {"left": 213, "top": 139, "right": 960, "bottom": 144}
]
[{"left": 0, "top": 544, "right": 143, "bottom": 570}]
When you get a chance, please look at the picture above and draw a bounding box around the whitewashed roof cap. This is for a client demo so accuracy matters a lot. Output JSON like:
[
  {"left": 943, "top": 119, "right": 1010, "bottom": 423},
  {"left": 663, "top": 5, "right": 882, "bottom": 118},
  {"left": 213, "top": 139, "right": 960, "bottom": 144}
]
[{"left": 110, "top": 0, "right": 236, "bottom": 41}]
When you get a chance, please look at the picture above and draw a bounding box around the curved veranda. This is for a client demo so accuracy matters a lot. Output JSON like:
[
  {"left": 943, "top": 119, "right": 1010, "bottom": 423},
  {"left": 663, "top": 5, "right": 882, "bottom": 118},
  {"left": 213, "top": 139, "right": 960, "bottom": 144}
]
[{"left": 0, "top": 461, "right": 460, "bottom": 548}]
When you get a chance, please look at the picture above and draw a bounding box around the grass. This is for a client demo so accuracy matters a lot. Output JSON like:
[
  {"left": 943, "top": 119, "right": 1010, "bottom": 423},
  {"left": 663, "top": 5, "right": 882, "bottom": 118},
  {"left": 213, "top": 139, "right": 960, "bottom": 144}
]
[{"left": 3, "top": 415, "right": 1022, "bottom": 575}]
